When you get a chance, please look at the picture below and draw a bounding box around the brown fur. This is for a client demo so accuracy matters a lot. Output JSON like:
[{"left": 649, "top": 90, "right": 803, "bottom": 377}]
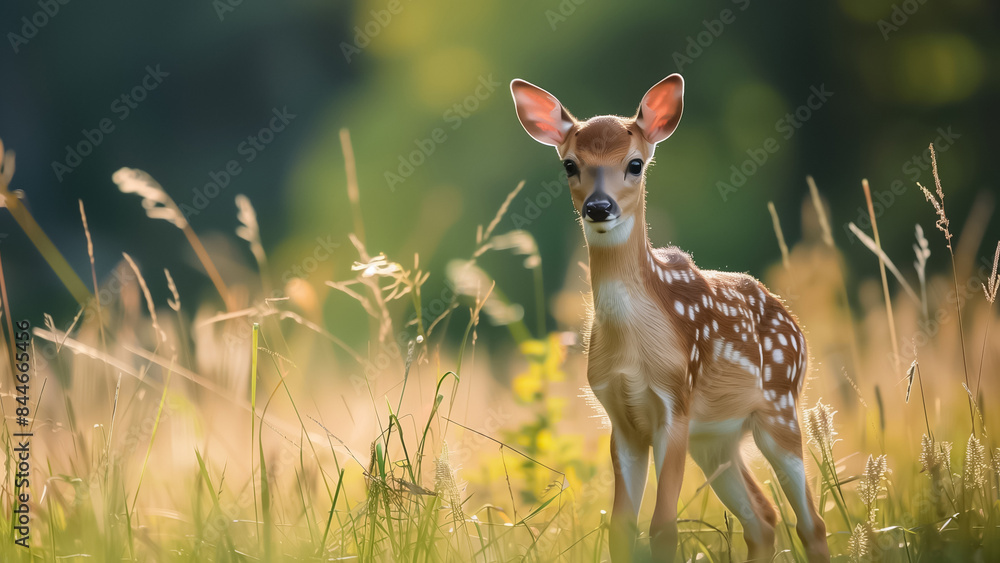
[{"left": 511, "top": 76, "right": 829, "bottom": 563}]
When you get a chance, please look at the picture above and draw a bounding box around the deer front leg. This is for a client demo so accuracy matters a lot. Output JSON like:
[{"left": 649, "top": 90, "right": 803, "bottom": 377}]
[
  {"left": 649, "top": 418, "right": 688, "bottom": 563},
  {"left": 609, "top": 430, "right": 649, "bottom": 563}
]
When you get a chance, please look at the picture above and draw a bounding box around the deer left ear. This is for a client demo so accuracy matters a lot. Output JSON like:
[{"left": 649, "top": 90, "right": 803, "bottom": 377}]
[{"left": 636, "top": 74, "right": 684, "bottom": 145}]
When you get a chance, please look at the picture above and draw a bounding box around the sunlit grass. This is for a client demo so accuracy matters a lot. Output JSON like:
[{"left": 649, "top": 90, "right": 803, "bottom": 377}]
[{"left": 0, "top": 135, "right": 999, "bottom": 562}]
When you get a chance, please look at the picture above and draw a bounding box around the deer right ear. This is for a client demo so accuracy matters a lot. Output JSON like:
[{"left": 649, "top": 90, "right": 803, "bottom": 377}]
[{"left": 510, "top": 79, "right": 575, "bottom": 147}]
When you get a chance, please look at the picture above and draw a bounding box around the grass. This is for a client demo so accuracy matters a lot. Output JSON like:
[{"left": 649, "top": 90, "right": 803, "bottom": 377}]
[{"left": 0, "top": 135, "right": 999, "bottom": 562}]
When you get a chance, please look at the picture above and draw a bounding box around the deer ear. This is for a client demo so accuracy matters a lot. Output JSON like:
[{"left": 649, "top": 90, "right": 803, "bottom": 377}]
[
  {"left": 510, "top": 79, "right": 575, "bottom": 147},
  {"left": 636, "top": 74, "right": 684, "bottom": 144}
]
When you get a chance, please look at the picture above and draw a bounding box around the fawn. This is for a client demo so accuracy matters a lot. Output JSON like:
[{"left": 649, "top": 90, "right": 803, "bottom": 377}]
[{"left": 510, "top": 75, "right": 830, "bottom": 563}]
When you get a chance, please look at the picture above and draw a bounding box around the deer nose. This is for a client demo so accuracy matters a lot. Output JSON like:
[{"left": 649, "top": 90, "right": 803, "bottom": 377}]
[
  {"left": 583, "top": 196, "right": 617, "bottom": 222},
  {"left": 585, "top": 200, "right": 612, "bottom": 221}
]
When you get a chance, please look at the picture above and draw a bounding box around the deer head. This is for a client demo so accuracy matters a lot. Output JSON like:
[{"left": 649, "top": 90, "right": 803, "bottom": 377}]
[{"left": 510, "top": 75, "right": 684, "bottom": 247}]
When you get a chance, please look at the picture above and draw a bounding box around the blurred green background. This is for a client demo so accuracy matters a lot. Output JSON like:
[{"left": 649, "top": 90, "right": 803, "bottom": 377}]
[{"left": 2, "top": 0, "right": 997, "bottom": 346}]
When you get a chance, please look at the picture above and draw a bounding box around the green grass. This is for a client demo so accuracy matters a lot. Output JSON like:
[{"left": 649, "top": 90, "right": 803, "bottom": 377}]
[{"left": 1, "top": 138, "right": 999, "bottom": 562}]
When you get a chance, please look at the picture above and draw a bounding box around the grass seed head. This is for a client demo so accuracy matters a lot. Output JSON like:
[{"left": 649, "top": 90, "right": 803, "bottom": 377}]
[
  {"left": 0, "top": 137, "right": 14, "bottom": 187},
  {"left": 434, "top": 441, "right": 465, "bottom": 522},
  {"left": 993, "top": 448, "right": 1000, "bottom": 488},
  {"left": 916, "top": 144, "right": 953, "bottom": 251},
  {"left": 859, "top": 454, "right": 889, "bottom": 513},
  {"left": 114, "top": 167, "right": 188, "bottom": 229},
  {"left": 983, "top": 241, "right": 999, "bottom": 304},
  {"left": 848, "top": 522, "right": 872, "bottom": 562},
  {"left": 904, "top": 360, "right": 916, "bottom": 403},
  {"left": 805, "top": 399, "right": 837, "bottom": 451},
  {"left": 964, "top": 433, "right": 988, "bottom": 489},
  {"left": 919, "top": 433, "right": 953, "bottom": 478},
  {"left": 913, "top": 224, "right": 930, "bottom": 276},
  {"left": 164, "top": 268, "right": 181, "bottom": 312},
  {"left": 235, "top": 194, "right": 266, "bottom": 268}
]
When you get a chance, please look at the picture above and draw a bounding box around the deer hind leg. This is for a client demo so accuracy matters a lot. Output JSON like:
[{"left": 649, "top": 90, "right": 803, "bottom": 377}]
[
  {"left": 756, "top": 322, "right": 829, "bottom": 561},
  {"left": 689, "top": 420, "right": 776, "bottom": 562},
  {"left": 752, "top": 420, "right": 830, "bottom": 563},
  {"left": 609, "top": 430, "right": 649, "bottom": 563}
]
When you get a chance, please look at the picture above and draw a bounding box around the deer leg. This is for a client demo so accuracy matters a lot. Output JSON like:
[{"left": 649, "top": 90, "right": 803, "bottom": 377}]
[
  {"left": 689, "top": 420, "right": 775, "bottom": 562},
  {"left": 649, "top": 418, "right": 688, "bottom": 563},
  {"left": 609, "top": 430, "right": 649, "bottom": 563},
  {"left": 753, "top": 423, "right": 830, "bottom": 563}
]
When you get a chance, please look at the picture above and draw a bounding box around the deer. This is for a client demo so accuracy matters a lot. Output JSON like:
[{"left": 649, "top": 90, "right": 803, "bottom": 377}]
[{"left": 509, "top": 74, "right": 830, "bottom": 563}]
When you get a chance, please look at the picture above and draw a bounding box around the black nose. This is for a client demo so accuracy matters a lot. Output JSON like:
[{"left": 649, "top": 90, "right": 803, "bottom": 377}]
[{"left": 584, "top": 199, "right": 613, "bottom": 222}]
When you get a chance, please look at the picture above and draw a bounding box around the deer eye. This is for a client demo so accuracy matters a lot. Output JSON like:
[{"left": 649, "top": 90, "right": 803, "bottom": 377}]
[
  {"left": 627, "top": 159, "right": 643, "bottom": 176},
  {"left": 563, "top": 159, "right": 579, "bottom": 177}
]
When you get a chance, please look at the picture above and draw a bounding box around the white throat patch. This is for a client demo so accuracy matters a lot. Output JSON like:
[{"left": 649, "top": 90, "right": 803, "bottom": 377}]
[
  {"left": 584, "top": 215, "right": 634, "bottom": 247},
  {"left": 594, "top": 280, "right": 632, "bottom": 322}
]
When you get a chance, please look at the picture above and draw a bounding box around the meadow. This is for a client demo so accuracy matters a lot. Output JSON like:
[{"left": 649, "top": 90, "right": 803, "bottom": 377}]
[{"left": 0, "top": 134, "right": 998, "bottom": 562}]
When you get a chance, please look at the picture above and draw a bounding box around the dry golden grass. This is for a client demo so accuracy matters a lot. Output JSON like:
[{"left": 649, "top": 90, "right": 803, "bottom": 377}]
[{"left": 0, "top": 136, "right": 998, "bottom": 562}]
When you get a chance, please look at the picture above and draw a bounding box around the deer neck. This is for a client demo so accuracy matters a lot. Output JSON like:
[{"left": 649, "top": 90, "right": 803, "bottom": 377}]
[{"left": 586, "top": 206, "right": 654, "bottom": 298}]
